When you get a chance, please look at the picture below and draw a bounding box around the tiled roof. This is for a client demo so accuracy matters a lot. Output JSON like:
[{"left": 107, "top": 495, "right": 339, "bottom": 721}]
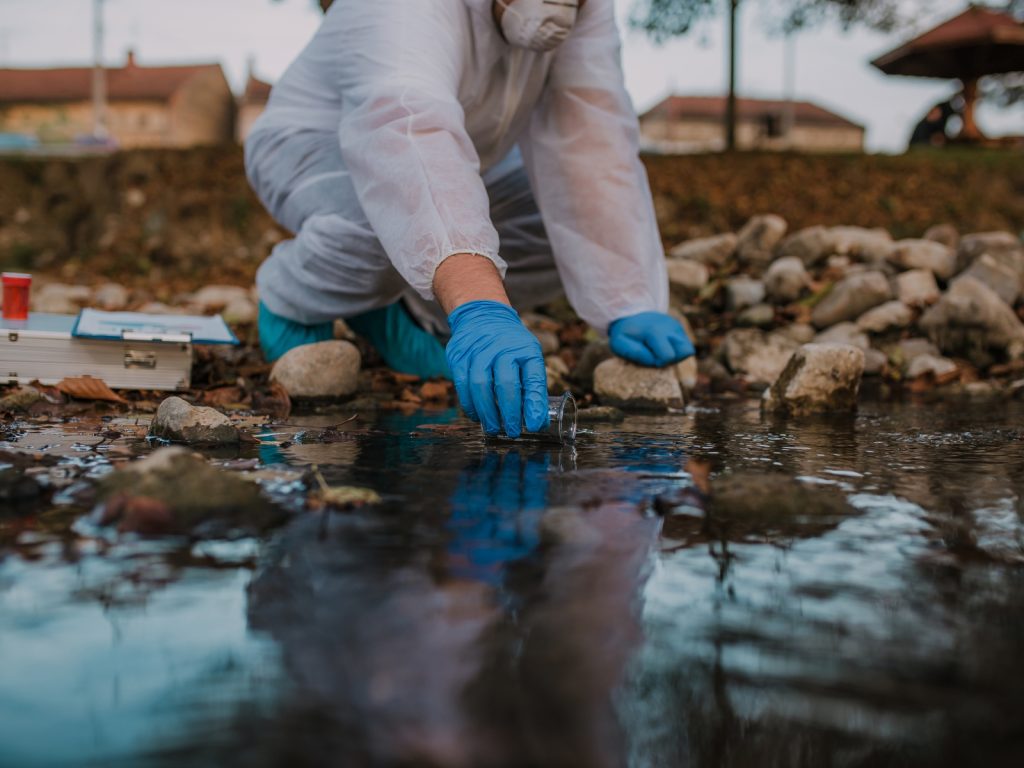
[
  {"left": 639, "top": 95, "right": 864, "bottom": 130},
  {"left": 0, "top": 59, "right": 224, "bottom": 104}
]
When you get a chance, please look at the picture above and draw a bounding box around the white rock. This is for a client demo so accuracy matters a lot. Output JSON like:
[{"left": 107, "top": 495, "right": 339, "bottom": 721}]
[
  {"left": 668, "top": 233, "right": 737, "bottom": 266},
  {"left": 919, "top": 276, "right": 1024, "bottom": 364},
  {"left": 190, "top": 285, "right": 251, "bottom": 313},
  {"left": 31, "top": 283, "right": 92, "bottom": 314},
  {"left": 270, "top": 340, "right": 361, "bottom": 398},
  {"left": 222, "top": 296, "right": 258, "bottom": 325},
  {"left": 888, "top": 338, "right": 941, "bottom": 370},
  {"left": 830, "top": 226, "right": 894, "bottom": 263},
  {"left": 762, "top": 343, "right": 865, "bottom": 416},
  {"left": 722, "top": 328, "right": 799, "bottom": 385},
  {"left": 763, "top": 256, "right": 810, "bottom": 303},
  {"left": 888, "top": 239, "right": 956, "bottom": 279},
  {"left": 776, "top": 323, "right": 816, "bottom": 345},
  {"left": 92, "top": 283, "right": 130, "bottom": 311},
  {"left": 675, "top": 356, "right": 699, "bottom": 392},
  {"left": 777, "top": 225, "right": 837, "bottom": 267},
  {"left": 531, "top": 328, "right": 560, "bottom": 356},
  {"left": 545, "top": 354, "right": 570, "bottom": 394},
  {"left": 814, "top": 322, "right": 870, "bottom": 351},
  {"left": 864, "top": 348, "right": 888, "bottom": 376},
  {"left": 896, "top": 269, "right": 941, "bottom": 308},
  {"left": 856, "top": 300, "right": 913, "bottom": 334},
  {"left": 149, "top": 396, "right": 240, "bottom": 445},
  {"left": 906, "top": 354, "right": 958, "bottom": 380},
  {"left": 735, "top": 214, "right": 787, "bottom": 266},
  {"left": 593, "top": 357, "right": 684, "bottom": 410},
  {"left": 957, "top": 231, "right": 1021, "bottom": 272},
  {"left": 924, "top": 223, "right": 959, "bottom": 249},
  {"left": 954, "top": 254, "right": 1020, "bottom": 307},
  {"left": 725, "top": 276, "right": 767, "bottom": 311},
  {"left": 811, "top": 270, "right": 892, "bottom": 328},
  {"left": 737, "top": 303, "right": 775, "bottom": 328},
  {"left": 666, "top": 259, "right": 710, "bottom": 293}
]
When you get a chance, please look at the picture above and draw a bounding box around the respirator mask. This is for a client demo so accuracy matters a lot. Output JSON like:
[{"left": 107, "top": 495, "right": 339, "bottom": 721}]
[{"left": 497, "top": 0, "right": 580, "bottom": 52}]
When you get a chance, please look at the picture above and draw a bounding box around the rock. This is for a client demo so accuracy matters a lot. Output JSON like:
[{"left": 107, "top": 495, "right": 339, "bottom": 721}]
[
  {"left": 576, "top": 406, "right": 625, "bottom": 424},
  {"left": 721, "top": 328, "right": 799, "bottom": 385},
  {"left": 811, "top": 270, "right": 892, "bottom": 328},
  {"left": 222, "top": 296, "right": 258, "bottom": 325},
  {"left": 666, "top": 259, "right": 710, "bottom": 294},
  {"left": 190, "top": 285, "right": 250, "bottom": 313},
  {"left": 333, "top": 318, "right": 355, "bottom": 341},
  {"left": 906, "top": 354, "right": 957, "bottom": 380},
  {"left": 92, "top": 283, "right": 129, "bottom": 311},
  {"left": 546, "top": 354, "right": 570, "bottom": 394},
  {"left": 737, "top": 303, "right": 775, "bottom": 328},
  {"left": 814, "top": 322, "right": 869, "bottom": 352},
  {"left": 31, "top": 283, "right": 92, "bottom": 314},
  {"left": 675, "top": 355, "right": 699, "bottom": 392},
  {"left": 763, "top": 256, "right": 810, "bottom": 303},
  {"left": 896, "top": 269, "right": 941, "bottom": 308},
  {"left": 532, "top": 328, "right": 561, "bottom": 356},
  {"left": 777, "top": 225, "right": 836, "bottom": 267},
  {"left": 954, "top": 254, "right": 1020, "bottom": 307},
  {"left": 762, "top": 343, "right": 865, "bottom": 416},
  {"left": 699, "top": 357, "right": 731, "bottom": 387},
  {"left": 270, "top": 340, "right": 361, "bottom": 398},
  {"left": 593, "top": 358, "right": 684, "bottom": 411},
  {"left": 0, "top": 387, "right": 43, "bottom": 413},
  {"left": 924, "top": 223, "right": 959, "bottom": 249},
  {"left": 830, "top": 226, "right": 893, "bottom": 264},
  {"left": 571, "top": 340, "right": 612, "bottom": 389},
  {"left": 863, "top": 348, "right": 888, "bottom": 376},
  {"left": 725, "top": 276, "right": 766, "bottom": 311},
  {"left": 95, "top": 447, "right": 281, "bottom": 535},
  {"left": 0, "top": 467, "right": 43, "bottom": 506},
  {"left": 886, "top": 338, "right": 941, "bottom": 373},
  {"left": 919, "top": 276, "right": 1024, "bottom": 365},
  {"left": 149, "top": 396, "right": 241, "bottom": 445},
  {"left": 956, "top": 231, "right": 1022, "bottom": 273},
  {"left": 776, "top": 323, "right": 817, "bottom": 345},
  {"left": 888, "top": 239, "right": 956, "bottom": 279},
  {"left": 137, "top": 301, "right": 188, "bottom": 315},
  {"left": 668, "top": 233, "right": 737, "bottom": 266},
  {"left": 856, "top": 300, "right": 913, "bottom": 334},
  {"left": 735, "top": 214, "right": 787, "bottom": 267}
]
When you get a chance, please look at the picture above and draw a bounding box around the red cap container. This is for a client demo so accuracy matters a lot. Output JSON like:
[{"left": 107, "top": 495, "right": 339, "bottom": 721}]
[{"left": 2, "top": 272, "right": 32, "bottom": 321}]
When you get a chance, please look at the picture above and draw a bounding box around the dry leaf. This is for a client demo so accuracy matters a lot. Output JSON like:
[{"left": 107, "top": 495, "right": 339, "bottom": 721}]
[
  {"left": 309, "top": 466, "right": 381, "bottom": 509},
  {"left": 56, "top": 376, "right": 126, "bottom": 403}
]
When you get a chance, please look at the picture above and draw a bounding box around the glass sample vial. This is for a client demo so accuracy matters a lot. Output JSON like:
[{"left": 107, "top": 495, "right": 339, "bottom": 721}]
[{"left": 545, "top": 392, "right": 578, "bottom": 445}]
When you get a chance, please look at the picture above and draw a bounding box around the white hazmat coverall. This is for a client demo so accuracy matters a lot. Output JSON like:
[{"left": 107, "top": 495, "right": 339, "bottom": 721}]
[{"left": 245, "top": 0, "right": 668, "bottom": 335}]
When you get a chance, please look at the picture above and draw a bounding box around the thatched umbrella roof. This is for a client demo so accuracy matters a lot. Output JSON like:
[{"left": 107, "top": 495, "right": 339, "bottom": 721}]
[{"left": 871, "top": 5, "right": 1024, "bottom": 80}]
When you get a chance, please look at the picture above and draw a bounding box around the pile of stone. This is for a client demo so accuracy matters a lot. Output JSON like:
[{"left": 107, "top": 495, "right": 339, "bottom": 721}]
[{"left": 660, "top": 219, "right": 1024, "bottom": 404}]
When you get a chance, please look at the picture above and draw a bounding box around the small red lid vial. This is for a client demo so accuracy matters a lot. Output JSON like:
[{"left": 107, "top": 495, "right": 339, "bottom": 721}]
[{"left": 2, "top": 272, "right": 32, "bottom": 321}]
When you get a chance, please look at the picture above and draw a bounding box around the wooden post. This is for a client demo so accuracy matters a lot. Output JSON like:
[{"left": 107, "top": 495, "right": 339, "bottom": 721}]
[
  {"left": 958, "top": 78, "right": 985, "bottom": 141},
  {"left": 725, "top": 0, "right": 738, "bottom": 151}
]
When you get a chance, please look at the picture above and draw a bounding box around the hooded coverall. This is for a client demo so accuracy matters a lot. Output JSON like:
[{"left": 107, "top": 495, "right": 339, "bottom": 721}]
[{"left": 245, "top": 0, "right": 668, "bottom": 340}]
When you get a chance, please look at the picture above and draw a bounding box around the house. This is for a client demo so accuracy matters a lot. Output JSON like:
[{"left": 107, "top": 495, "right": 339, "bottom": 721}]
[
  {"left": 0, "top": 51, "right": 235, "bottom": 148},
  {"left": 639, "top": 95, "right": 866, "bottom": 153},
  {"left": 237, "top": 72, "right": 273, "bottom": 144}
]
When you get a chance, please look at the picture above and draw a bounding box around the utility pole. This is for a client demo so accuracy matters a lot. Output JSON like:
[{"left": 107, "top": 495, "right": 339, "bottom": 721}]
[
  {"left": 725, "top": 0, "right": 738, "bottom": 152},
  {"left": 92, "top": 0, "right": 108, "bottom": 140}
]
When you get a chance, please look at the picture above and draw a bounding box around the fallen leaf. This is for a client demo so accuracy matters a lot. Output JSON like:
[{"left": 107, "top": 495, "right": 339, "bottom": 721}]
[
  {"left": 420, "top": 381, "right": 451, "bottom": 401},
  {"left": 56, "top": 376, "right": 126, "bottom": 403}
]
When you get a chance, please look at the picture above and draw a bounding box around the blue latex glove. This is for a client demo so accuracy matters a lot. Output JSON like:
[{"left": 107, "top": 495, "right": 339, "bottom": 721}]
[
  {"left": 608, "top": 311, "right": 695, "bottom": 368},
  {"left": 446, "top": 301, "right": 549, "bottom": 438}
]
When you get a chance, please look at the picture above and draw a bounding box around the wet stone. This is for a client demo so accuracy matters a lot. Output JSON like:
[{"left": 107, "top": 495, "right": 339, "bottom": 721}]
[
  {"left": 95, "top": 446, "right": 282, "bottom": 536},
  {"left": 149, "top": 396, "right": 241, "bottom": 445},
  {"left": 762, "top": 343, "right": 865, "bottom": 416},
  {"left": 593, "top": 358, "right": 684, "bottom": 411},
  {"left": 0, "top": 467, "right": 43, "bottom": 506},
  {"left": 722, "top": 328, "right": 799, "bottom": 386},
  {"left": 270, "top": 340, "right": 361, "bottom": 399}
]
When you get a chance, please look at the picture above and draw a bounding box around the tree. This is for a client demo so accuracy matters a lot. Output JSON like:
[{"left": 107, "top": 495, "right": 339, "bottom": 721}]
[
  {"left": 985, "top": 0, "right": 1024, "bottom": 107},
  {"left": 630, "top": 0, "right": 918, "bottom": 150}
]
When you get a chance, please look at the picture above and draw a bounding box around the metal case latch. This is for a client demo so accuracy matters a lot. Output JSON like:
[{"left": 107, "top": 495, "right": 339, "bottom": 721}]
[{"left": 124, "top": 350, "right": 158, "bottom": 369}]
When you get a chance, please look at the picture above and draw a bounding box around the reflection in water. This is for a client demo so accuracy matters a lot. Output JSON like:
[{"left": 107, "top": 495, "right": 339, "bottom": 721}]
[{"left": 2, "top": 402, "right": 1024, "bottom": 766}]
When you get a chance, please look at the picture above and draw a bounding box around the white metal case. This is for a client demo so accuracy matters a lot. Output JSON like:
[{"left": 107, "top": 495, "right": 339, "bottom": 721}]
[{"left": 0, "top": 313, "right": 192, "bottom": 391}]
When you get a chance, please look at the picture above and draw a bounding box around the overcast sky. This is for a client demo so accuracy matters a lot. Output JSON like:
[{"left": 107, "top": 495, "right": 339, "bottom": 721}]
[{"left": 1, "top": 0, "right": 1021, "bottom": 152}]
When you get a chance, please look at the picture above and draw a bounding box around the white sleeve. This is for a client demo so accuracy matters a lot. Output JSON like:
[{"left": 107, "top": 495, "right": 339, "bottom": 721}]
[
  {"left": 519, "top": 0, "right": 668, "bottom": 333},
  {"left": 333, "top": 0, "right": 503, "bottom": 300}
]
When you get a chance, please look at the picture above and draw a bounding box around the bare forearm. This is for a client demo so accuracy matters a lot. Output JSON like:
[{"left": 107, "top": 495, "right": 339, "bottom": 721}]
[{"left": 432, "top": 253, "right": 511, "bottom": 315}]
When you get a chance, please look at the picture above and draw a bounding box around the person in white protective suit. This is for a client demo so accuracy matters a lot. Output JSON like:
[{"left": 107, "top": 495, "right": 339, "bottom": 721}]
[{"left": 246, "top": 0, "right": 694, "bottom": 438}]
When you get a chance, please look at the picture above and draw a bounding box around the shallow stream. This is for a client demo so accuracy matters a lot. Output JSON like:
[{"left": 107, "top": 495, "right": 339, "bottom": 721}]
[{"left": 1, "top": 400, "right": 1023, "bottom": 767}]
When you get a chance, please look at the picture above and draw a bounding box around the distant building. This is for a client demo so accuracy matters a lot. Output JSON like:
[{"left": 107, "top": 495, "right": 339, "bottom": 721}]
[
  {"left": 639, "top": 95, "right": 865, "bottom": 153},
  {"left": 237, "top": 72, "right": 272, "bottom": 144},
  {"left": 0, "top": 51, "right": 235, "bottom": 148}
]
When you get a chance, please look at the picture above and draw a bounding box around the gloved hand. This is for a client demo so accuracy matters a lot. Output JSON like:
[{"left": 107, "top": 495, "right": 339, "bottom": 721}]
[
  {"left": 446, "top": 301, "right": 549, "bottom": 438},
  {"left": 608, "top": 311, "right": 695, "bottom": 368}
]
